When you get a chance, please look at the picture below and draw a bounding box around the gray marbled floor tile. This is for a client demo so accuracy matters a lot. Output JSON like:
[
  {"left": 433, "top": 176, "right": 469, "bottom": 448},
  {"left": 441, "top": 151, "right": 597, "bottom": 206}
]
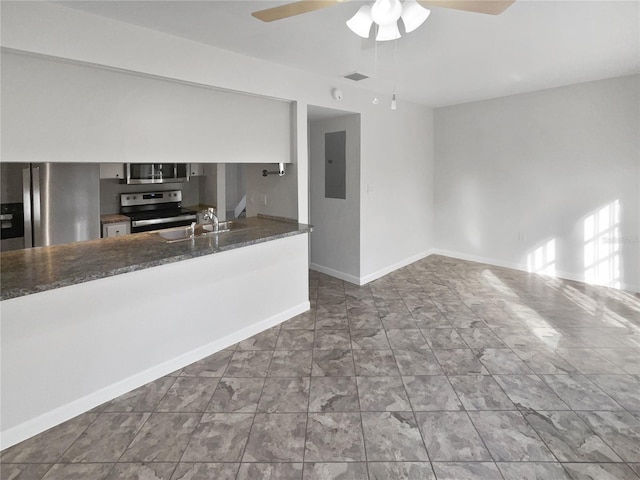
[
  {"left": 40, "top": 464, "right": 113, "bottom": 480},
  {"left": 308, "top": 376, "right": 359, "bottom": 412},
  {"left": 497, "top": 462, "right": 571, "bottom": 480},
  {"left": 357, "top": 376, "right": 412, "bottom": 411},
  {"left": 350, "top": 328, "right": 390, "bottom": 349},
  {"left": 594, "top": 348, "right": 640, "bottom": 374},
  {"left": 156, "top": 377, "right": 219, "bottom": 412},
  {"left": 353, "top": 350, "right": 400, "bottom": 376},
  {"left": 523, "top": 410, "right": 621, "bottom": 462},
  {"left": 1, "top": 413, "right": 97, "bottom": 463},
  {"left": 361, "top": 412, "right": 428, "bottom": 461},
  {"left": 381, "top": 312, "right": 419, "bottom": 330},
  {"left": 312, "top": 349, "right": 355, "bottom": 376},
  {"left": 347, "top": 310, "right": 383, "bottom": 329},
  {"left": 316, "top": 312, "right": 349, "bottom": 330},
  {"left": 586, "top": 374, "right": 640, "bottom": 410},
  {"left": 577, "top": 410, "right": 640, "bottom": 462},
  {"left": 104, "top": 463, "right": 176, "bottom": 480},
  {"left": 236, "top": 463, "right": 303, "bottom": 480},
  {"left": 367, "top": 462, "right": 435, "bottom": 480},
  {"left": 385, "top": 329, "right": 429, "bottom": 350},
  {"left": 237, "top": 327, "right": 280, "bottom": 350},
  {"left": 629, "top": 463, "right": 640, "bottom": 476},
  {"left": 444, "top": 315, "right": 487, "bottom": 329},
  {"left": 540, "top": 374, "right": 623, "bottom": 410},
  {"left": 457, "top": 328, "right": 506, "bottom": 348},
  {"left": 171, "top": 463, "right": 238, "bottom": 480},
  {"left": 120, "top": 412, "right": 200, "bottom": 462},
  {"left": 105, "top": 377, "right": 176, "bottom": 412},
  {"left": 61, "top": 412, "right": 150, "bottom": 463},
  {"left": 180, "top": 350, "right": 234, "bottom": 377},
  {"left": 421, "top": 328, "right": 467, "bottom": 349},
  {"left": 403, "top": 376, "right": 462, "bottom": 411},
  {"left": 374, "top": 299, "right": 407, "bottom": 315},
  {"left": 490, "top": 328, "right": 546, "bottom": 348},
  {"left": 181, "top": 413, "right": 254, "bottom": 462},
  {"left": 225, "top": 351, "right": 273, "bottom": 377},
  {"left": 282, "top": 311, "right": 316, "bottom": 329},
  {"left": 305, "top": 413, "right": 366, "bottom": 461},
  {"left": 475, "top": 348, "right": 535, "bottom": 374},
  {"left": 0, "top": 464, "right": 51, "bottom": 480},
  {"left": 258, "top": 377, "right": 310, "bottom": 412},
  {"left": 303, "top": 462, "right": 368, "bottom": 480},
  {"left": 412, "top": 312, "right": 453, "bottom": 329},
  {"left": 206, "top": 377, "right": 264, "bottom": 413},
  {"left": 242, "top": 413, "right": 307, "bottom": 462},
  {"left": 448, "top": 375, "right": 515, "bottom": 411},
  {"left": 468, "top": 411, "right": 555, "bottom": 462},
  {"left": 276, "top": 329, "right": 315, "bottom": 350},
  {"left": 416, "top": 411, "right": 491, "bottom": 461},
  {"left": 511, "top": 347, "right": 577, "bottom": 374},
  {"left": 267, "top": 351, "right": 312, "bottom": 377},
  {"left": 433, "top": 349, "right": 489, "bottom": 375},
  {"left": 555, "top": 348, "right": 625, "bottom": 374},
  {"left": 313, "top": 330, "right": 351, "bottom": 350},
  {"left": 431, "top": 462, "right": 502, "bottom": 480},
  {"left": 562, "top": 463, "right": 640, "bottom": 480},
  {"left": 494, "top": 375, "right": 570, "bottom": 410},
  {"left": 394, "top": 349, "right": 443, "bottom": 375}
]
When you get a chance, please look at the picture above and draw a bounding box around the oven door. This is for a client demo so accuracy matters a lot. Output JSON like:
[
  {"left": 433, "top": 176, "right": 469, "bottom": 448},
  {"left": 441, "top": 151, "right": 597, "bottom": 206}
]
[
  {"left": 126, "top": 164, "right": 190, "bottom": 184},
  {"left": 130, "top": 214, "right": 197, "bottom": 233}
]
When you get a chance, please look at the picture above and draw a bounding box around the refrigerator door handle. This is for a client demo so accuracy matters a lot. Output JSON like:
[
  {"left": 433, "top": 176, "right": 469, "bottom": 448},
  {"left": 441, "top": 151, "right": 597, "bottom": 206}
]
[{"left": 22, "top": 167, "right": 33, "bottom": 248}]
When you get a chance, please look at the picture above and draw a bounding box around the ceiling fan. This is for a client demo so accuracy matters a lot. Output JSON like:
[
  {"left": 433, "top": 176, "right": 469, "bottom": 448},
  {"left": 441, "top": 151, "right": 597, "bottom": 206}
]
[{"left": 252, "top": 0, "right": 516, "bottom": 24}]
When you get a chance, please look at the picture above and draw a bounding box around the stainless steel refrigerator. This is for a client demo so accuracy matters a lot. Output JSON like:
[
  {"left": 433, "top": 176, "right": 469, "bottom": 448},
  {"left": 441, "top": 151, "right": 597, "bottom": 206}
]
[{"left": 0, "top": 163, "right": 100, "bottom": 250}]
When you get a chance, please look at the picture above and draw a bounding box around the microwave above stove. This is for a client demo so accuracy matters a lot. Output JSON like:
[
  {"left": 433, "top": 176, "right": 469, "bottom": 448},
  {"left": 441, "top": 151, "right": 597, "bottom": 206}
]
[{"left": 125, "top": 163, "right": 190, "bottom": 184}]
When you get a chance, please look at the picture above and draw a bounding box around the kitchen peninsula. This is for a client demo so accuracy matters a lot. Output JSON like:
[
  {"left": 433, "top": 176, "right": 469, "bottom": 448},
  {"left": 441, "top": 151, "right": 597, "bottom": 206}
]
[{"left": 0, "top": 216, "right": 311, "bottom": 448}]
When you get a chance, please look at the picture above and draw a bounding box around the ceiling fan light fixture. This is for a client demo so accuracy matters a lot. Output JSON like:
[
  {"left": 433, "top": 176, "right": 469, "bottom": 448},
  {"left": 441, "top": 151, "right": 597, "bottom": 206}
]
[
  {"left": 401, "top": 0, "right": 430, "bottom": 33},
  {"left": 346, "top": 5, "right": 373, "bottom": 38},
  {"left": 370, "top": 0, "right": 403, "bottom": 25},
  {"left": 376, "top": 22, "right": 401, "bottom": 41}
]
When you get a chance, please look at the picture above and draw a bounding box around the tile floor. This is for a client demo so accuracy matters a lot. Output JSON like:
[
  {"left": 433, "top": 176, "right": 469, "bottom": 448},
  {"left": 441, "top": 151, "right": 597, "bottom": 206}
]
[{"left": 2, "top": 255, "right": 640, "bottom": 479}]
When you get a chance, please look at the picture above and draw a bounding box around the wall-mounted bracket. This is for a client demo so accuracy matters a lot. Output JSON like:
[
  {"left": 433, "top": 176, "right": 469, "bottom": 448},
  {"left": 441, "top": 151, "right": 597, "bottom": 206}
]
[{"left": 262, "top": 162, "right": 286, "bottom": 177}]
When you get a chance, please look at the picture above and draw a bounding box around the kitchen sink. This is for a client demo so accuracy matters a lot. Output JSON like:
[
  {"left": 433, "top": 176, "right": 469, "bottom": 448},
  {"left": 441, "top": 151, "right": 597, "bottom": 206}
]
[{"left": 156, "top": 221, "right": 252, "bottom": 243}]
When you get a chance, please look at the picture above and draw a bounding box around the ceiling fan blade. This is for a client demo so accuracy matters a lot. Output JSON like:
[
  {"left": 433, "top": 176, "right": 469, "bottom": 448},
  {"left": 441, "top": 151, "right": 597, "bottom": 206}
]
[
  {"left": 252, "top": 1, "right": 342, "bottom": 22},
  {"left": 417, "top": 0, "right": 516, "bottom": 15}
]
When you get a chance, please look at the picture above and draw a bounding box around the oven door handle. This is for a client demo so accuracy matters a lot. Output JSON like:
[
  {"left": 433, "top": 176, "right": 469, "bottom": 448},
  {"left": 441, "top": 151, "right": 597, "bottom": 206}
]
[{"left": 131, "top": 214, "right": 197, "bottom": 228}]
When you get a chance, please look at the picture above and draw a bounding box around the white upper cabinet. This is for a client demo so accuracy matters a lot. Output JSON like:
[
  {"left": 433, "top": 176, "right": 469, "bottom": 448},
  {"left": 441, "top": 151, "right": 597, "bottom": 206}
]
[
  {"left": 1, "top": 51, "right": 291, "bottom": 164},
  {"left": 100, "top": 163, "right": 124, "bottom": 179}
]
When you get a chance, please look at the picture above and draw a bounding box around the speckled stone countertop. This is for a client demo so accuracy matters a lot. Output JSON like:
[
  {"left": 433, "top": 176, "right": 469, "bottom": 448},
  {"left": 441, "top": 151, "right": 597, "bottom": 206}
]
[
  {"left": 0, "top": 217, "right": 311, "bottom": 301},
  {"left": 100, "top": 214, "right": 131, "bottom": 224}
]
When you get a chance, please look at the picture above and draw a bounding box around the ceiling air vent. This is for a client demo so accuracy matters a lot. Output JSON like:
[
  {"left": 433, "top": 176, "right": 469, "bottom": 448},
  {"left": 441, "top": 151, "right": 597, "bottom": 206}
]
[{"left": 342, "top": 72, "right": 369, "bottom": 81}]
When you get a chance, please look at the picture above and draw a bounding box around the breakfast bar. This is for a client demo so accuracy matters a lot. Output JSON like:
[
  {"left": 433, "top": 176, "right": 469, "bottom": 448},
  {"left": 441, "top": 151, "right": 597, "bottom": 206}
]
[{"left": 0, "top": 216, "right": 311, "bottom": 447}]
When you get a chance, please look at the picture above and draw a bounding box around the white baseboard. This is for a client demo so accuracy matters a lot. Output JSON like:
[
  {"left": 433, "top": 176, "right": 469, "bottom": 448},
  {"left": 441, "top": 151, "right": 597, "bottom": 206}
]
[
  {"left": 359, "top": 250, "right": 433, "bottom": 285},
  {"left": 0, "top": 301, "right": 310, "bottom": 450},
  {"left": 431, "top": 248, "right": 640, "bottom": 293},
  {"left": 310, "top": 263, "right": 361, "bottom": 285}
]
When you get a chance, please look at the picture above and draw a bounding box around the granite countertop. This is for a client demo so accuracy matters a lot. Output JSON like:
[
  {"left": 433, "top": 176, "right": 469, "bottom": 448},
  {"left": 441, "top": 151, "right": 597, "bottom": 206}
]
[
  {"left": 100, "top": 214, "right": 131, "bottom": 224},
  {"left": 0, "top": 216, "right": 311, "bottom": 301}
]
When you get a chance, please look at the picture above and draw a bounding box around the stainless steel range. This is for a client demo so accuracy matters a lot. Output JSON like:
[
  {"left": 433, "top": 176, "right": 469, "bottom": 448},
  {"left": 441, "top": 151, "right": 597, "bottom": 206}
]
[{"left": 121, "top": 190, "right": 197, "bottom": 233}]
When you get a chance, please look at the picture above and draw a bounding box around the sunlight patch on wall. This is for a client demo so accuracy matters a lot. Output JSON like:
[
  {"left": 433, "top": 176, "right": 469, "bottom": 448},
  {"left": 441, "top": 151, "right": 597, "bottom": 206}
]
[
  {"left": 527, "top": 239, "right": 556, "bottom": 276},
  {"left": 584, "top": 200, "right": 621, "bottom": 289}
]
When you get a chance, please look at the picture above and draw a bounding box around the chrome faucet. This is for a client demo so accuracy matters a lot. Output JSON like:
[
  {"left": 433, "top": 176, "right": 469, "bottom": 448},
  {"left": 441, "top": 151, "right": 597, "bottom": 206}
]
[{"left": 202, "top": 207, "right": 219, "bottom": 232}]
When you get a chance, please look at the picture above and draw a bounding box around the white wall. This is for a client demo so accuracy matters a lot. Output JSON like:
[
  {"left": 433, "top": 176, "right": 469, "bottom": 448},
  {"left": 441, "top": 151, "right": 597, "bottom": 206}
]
[
  {"left": 1, "top": 50, "right": 291, "bottom": 164},
  {"left": 1, "top": 0, "right": 434, "bottom": 269},
  {"left": 434, "top": 75, "right": 640, "bottom": 292},
  {"left": 309, "top": 114, "right": 361, "bottom": 282},
  {"left": 1, "top": 234, "right": 309, "bottom": 447}
]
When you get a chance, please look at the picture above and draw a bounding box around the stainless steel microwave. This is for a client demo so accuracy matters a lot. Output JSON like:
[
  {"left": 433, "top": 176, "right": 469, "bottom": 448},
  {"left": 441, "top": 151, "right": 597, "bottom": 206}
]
[{"left": 125, "top": 163, "right": 190, "bottom": 184}]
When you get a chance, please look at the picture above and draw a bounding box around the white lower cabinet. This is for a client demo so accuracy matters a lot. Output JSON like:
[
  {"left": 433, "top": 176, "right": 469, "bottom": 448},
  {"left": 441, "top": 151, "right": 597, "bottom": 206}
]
[{"left": 102, "top": 222, "right": 130, "bottom": 238}]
